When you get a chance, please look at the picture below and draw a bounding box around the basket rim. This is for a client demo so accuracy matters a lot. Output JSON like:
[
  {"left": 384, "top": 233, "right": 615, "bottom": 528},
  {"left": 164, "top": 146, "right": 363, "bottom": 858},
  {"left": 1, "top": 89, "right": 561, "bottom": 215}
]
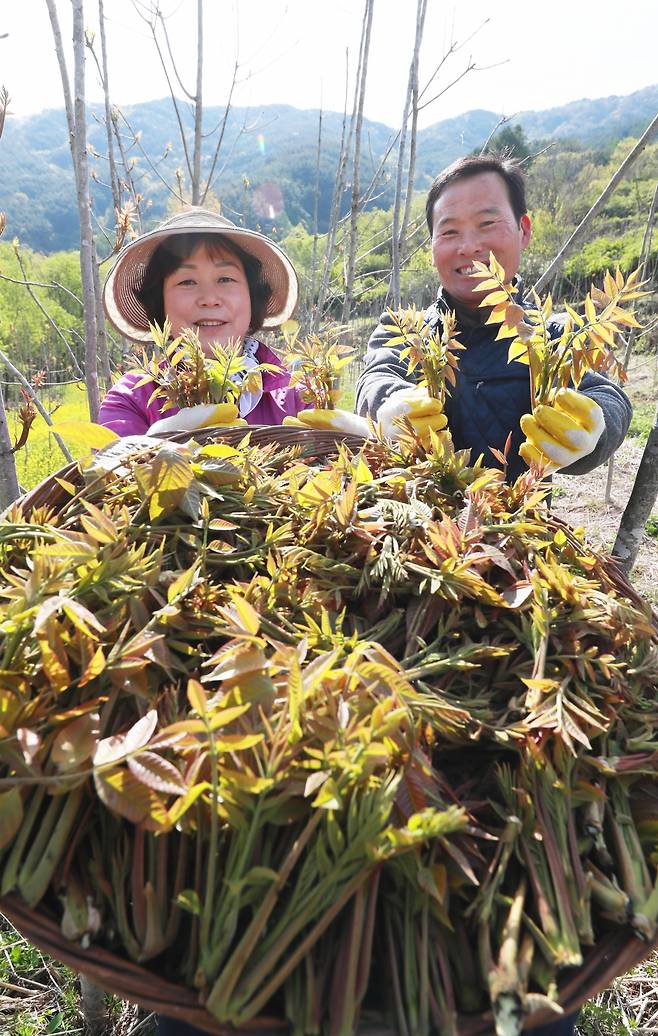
[
  {"left": 2, "top": 891, "right": 656, "bottom": 1034},
  {"left": 11, "top": 424, "right": 368, "bottom": 520}
]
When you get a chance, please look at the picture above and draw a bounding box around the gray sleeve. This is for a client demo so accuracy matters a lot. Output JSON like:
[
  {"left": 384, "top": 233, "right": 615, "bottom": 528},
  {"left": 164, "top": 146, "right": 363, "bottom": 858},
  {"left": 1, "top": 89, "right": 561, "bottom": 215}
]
[
  {"left": 559, "top": 371, "right": 633, "bottom": 475},
  {"left": 355, "top": 312, "right": 420, "bottom": 418}
]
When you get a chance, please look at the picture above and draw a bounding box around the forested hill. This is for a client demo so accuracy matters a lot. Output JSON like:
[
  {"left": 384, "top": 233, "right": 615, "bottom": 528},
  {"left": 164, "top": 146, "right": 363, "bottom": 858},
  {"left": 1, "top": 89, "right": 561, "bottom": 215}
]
[{"left": 3, "top": 84, "right": 657, "bottom": 252}]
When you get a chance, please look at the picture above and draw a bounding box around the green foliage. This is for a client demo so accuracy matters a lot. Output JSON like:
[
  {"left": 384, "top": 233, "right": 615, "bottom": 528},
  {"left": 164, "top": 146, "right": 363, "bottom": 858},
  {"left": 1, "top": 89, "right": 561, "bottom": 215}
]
[
  {"left": 577, "top": 996, "right": 637, "bottom": 1035},
  {"left": 628, "top": 404, "right": 655, "bottom": 444},
  {"left": 527, "top": 138, "right": 658, "bottom": 291},
  {"left": 645, "top": 515, "right": 658, "bottom": 540},
  {"left": 9, "top": 382, "right": 90, "bottom": 490},
  {"left": 0, "top": 916, "right": 81, "bottom": 1035},
  {"left": 479, "top": 123, "right": 534, "bottom": 162},
  {"left": 0, "top": 241, "right": 84, "bottom": 388}
]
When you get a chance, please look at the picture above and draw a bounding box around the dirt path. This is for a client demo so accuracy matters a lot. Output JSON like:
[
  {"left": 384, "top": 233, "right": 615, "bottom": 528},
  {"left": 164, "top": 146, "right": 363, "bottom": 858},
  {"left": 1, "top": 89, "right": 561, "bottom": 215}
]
[{"left": 551, "top": 436, "right": 658, "bottom": 603}]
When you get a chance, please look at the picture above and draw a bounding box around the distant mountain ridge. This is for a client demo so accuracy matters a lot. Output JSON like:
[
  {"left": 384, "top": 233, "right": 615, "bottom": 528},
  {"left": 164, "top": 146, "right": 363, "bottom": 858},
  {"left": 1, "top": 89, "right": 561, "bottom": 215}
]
[{"left": 2, "top": 84, "right": 657, "bottom": 252}]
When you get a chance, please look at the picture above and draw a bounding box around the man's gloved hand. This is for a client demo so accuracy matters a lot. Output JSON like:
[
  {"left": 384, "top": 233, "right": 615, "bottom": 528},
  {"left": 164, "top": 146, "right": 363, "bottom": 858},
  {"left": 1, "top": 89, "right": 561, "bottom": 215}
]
[
  {"left": 377, "top": 387, "right": 448, "bottom": 441},
  {"left": 519, "top": 388, "right": 605, "bottom": 472},
  {"left": 283, "top": 409, "right": 370, "bottom": 436},
  {"left": 148, "top": 403, "right": 248, "bottom": 436}
]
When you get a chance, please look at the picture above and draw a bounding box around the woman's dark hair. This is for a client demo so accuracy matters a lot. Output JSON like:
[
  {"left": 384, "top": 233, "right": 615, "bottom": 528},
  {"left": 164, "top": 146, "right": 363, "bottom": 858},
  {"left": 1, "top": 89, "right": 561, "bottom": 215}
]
[
  {"left": 136, "top": 232, "right": 273, "bottom": 333},
  {"left": 425, "top": 154, "right": 528, "bottom": 234}
]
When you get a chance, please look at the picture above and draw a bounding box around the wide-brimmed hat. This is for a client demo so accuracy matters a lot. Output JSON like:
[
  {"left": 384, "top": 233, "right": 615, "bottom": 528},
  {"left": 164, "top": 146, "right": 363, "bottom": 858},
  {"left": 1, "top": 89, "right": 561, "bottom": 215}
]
[{"left": 103, "top": 207, "right": 299, "bottom": 342}]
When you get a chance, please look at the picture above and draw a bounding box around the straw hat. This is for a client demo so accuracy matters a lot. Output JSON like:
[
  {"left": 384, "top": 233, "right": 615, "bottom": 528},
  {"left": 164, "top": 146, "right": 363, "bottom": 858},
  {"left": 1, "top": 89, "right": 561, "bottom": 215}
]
[{"left": 103, "top": 207, "right": 299, "bottom": 342}]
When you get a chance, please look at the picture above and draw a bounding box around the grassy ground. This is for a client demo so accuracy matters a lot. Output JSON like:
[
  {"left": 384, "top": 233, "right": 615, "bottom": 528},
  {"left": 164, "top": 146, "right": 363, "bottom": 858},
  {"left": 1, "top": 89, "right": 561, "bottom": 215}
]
[
  {"left": 11, "top": 382, "right": 91, "bottom": 493},
  {"left": 1, "top": 356, "right": 657, "bottom": 1033}
]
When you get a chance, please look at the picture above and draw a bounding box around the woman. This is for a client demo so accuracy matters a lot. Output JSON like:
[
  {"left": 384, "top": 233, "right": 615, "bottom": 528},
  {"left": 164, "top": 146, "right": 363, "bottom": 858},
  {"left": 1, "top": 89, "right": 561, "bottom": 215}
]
[
  {"left": 100, "top": 206, "right": 302, "bottom": 434},
  {"left": 100, "top": 208, "right": 301, "bottom": 1036}
]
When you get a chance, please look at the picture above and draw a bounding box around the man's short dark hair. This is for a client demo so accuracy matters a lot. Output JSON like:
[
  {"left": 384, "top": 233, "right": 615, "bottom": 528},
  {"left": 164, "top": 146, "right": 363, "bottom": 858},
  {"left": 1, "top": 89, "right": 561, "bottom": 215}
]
[{"left": 425, "top": 154, "right": 528, "bottom": 234}]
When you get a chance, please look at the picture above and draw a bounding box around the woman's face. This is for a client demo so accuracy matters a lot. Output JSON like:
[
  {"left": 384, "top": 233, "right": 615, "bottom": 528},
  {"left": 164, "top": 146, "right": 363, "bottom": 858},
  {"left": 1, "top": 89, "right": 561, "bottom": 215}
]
[{"left": 162, "top": 242, "right": 252, "bottom": 354}]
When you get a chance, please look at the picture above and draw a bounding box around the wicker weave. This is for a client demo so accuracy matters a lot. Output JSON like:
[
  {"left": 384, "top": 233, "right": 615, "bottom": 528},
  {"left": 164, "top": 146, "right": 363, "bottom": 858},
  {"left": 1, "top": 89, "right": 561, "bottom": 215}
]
[
  {"left": 18, "top": 425, "right": 367, "bottom": 516},
  {"left": 5, "top": 424, "right": 657, "bottom": 1032}
]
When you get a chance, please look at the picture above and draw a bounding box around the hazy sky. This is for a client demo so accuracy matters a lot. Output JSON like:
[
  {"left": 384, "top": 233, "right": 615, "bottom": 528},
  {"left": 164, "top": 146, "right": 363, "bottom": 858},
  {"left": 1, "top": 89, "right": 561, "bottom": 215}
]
[{"left": 2, "top": 0, "right": 657, "bottom": 129}]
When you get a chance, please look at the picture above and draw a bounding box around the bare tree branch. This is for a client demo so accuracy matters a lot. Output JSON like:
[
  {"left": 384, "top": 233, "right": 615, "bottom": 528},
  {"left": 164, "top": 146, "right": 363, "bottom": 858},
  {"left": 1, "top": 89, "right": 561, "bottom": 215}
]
[
  {"left": 191, "top": 0, "right": 203, "bottom": 204},
  {"left": 314, "top": 49, "right": 351, "bottom": 328},
  {"left": 95, "top": 0, "right": 121, "bottom": 213},
  {"left": 390, "top": 0, "right": 427, "bottom": 307},
  {"left": 310, "top": 100, "right": 323, "bottom": 305},
  {"left": 342, "top": 0, "right": 375, "bottom": 322},
  {"left": 45, "top": 0, "right": 101, "bottom": 420},
  {"left": 9, "top": 247, "right": 85, "bottom": 380},
  {"left": 132, "top": 0, "right": 193, "bottom": 184},
  {"left": 0, "top": 349, "right": 74, "bottom": 464},
  {"left": 479, "top": 112, "right": 517, "bottom": 155},
  {"left": 116, "top": 109, "right": 185, "bottom": 203},
  {"left": 201, "top": 61, "right": 239, "bottom": 204}
]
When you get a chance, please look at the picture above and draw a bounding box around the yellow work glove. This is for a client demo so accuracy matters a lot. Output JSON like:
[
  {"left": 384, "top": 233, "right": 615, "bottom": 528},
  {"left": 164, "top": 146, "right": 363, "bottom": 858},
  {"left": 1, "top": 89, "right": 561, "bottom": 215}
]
[
  {"left": 148, "top": 403, "right": 248, "bottom": 436},
  {"left": 377, "top": 387, "right": 447, "bottom": 441},
  {"left": 519, "top": 388, "right": 605, "bottom": 473},
  {"left": 283, "top": 409, "right": 370, "bottom": 436}
]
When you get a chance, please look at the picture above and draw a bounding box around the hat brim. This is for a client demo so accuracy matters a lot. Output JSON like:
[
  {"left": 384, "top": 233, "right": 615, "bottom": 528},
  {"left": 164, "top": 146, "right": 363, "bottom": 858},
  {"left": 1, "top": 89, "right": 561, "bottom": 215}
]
[{"left": 103, "top": 221, "right": 299, "bottom": 343}]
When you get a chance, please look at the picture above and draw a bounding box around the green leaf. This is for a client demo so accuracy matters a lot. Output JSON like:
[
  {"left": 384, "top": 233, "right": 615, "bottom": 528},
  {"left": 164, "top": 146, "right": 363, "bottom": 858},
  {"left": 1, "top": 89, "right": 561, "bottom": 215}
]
[
  {"left": 51, "top": 422, "right": 119, "bottom": 450},
  {"left": 168, "top": 563, "right": 202, "bottom": 604},
  {"left": 176, "top": 889, "right": 202, "bottom": 915},
  {"left": 187, "top": 678, "right": 208, "bottom": 717},
  {"left": 46, "top": 1012, "right": 64, "bottom": 1033},
  {"left": 133, "top": 444, "right": 195, "bottom": 520}
]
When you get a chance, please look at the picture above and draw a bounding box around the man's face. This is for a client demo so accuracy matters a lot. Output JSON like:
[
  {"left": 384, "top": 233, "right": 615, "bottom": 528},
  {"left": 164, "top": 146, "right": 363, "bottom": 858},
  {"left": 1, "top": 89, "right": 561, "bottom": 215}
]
[{"left": 430, "top": 171, "right": 532, "bottom": 309}]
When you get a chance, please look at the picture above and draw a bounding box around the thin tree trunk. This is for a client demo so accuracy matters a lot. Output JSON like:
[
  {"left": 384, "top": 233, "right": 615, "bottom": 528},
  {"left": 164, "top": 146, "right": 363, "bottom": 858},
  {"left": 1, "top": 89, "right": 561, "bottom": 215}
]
[
  {"left": 390, "top": 76, "right": 413, "bottom": 309},
  {"left": 612, "top": 403, "right": 658, "bottom": 574},
  {"left": 531, "top": 112, "right": 658, "bottom": 296},
  {"left": 341, "top": 0, "right": 375, "bottom": 323},
  {"left": 191, "top": 0, "right": 203, "bottom": 204},
  {"left": 72, "top": 0, "right": 100, "bottom": 420},
  {"left": 79, "top": 974, "right": 107, "bottom": 1036},
  {"left": 97, "top": 0, "right": 120, "bottom": 213},
  {"left": 399, "top": 0, "right": 427, "bottom": 259},
  {"left": 46, "top": 0, "right": 100, "bottom": 420},
  {"left": 45, "top": 0, "right": 75, "bottom": 148},
  {"left": 92, "top": 240, "right": 112, "bottom": 390},
  {"left": 390, "top": 0, "right": 426, "bottom": 307},
  {"left": 309, "top": 102, "right": 323, "bottom": 316},
  {"left": 0, "top": 382, "right": 20, "bottom": 510},
  {"left": 315, "top": 53, "right": 352, "bottom": 329},
  {"left": 399, "top": 62, "right": 420, "bottom": 257}
]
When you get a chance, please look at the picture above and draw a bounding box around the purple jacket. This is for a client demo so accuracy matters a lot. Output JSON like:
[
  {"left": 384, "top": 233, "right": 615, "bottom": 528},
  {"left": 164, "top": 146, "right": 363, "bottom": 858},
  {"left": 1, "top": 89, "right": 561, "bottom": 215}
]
[{"left": 98, "top": 341, "right": 303, "bottom": 436}]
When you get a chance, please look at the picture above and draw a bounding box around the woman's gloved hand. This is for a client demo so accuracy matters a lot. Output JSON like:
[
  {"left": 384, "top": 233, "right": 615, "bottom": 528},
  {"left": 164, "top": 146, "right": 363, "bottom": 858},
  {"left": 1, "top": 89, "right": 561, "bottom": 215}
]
[
  {"left": 519, "top": 388, "right": 605, "bottom": 472},
  {"left": 377, "top": 387, "right": 448, "bottom": 441},
  {"left": 148, "top": 403, "right": 248, "bottom": 436},
  {"left": 283, "top": 409, "right": 370, "bottom": 436}
]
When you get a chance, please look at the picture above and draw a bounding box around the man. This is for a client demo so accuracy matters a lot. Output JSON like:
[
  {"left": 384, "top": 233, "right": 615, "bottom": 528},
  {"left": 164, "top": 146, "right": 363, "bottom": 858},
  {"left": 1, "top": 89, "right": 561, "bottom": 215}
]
[
  {"left": 354, "top": 154, "right": 631, "bottom": 482},
  {"left": 292, "top": 155, "right": 632, "bottom": 1036}
]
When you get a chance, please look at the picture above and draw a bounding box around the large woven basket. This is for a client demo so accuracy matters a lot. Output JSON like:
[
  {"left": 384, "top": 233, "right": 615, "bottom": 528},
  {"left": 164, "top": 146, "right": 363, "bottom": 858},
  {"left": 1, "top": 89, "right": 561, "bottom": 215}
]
[
  {"left": 3, "top": 424, "right": 657, "bottom": 1033},
  {"left": 2, "top": 891, "right": 654, "bottom": 1034}
]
